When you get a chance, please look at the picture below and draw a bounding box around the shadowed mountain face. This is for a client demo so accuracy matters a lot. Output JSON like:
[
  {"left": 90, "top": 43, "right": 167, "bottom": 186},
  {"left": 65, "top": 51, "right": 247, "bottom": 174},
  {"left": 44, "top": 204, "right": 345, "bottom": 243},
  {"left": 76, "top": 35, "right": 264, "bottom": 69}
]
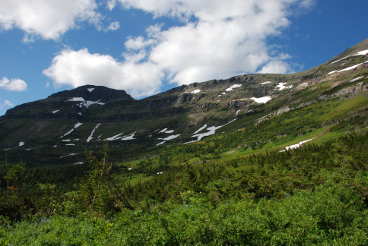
[{"left": 1, "top": 40, "right": 368, "bottom": 165}]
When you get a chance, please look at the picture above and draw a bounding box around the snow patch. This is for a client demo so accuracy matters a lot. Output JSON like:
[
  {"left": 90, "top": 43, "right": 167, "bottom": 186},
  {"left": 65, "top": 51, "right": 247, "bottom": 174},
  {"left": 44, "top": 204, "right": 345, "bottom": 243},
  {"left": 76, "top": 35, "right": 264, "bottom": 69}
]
[
  {"left": 330, "top": 49, "right": 368, "bottom": 64},
  {"left": 61, "top": 122, "right": 83, "bottom": 138},
  {"left": 67, "top": 97, "right": 105, "bottom": 108},
  {"left": 122, "top": 132, "right": 136, "bottom": 141},
  {"left": 18, "top": 141, "right": 25, "bottom": 147},
  {"left": 105, "top": 133, "right": 124, "bottom": 141},
  {"left": 225, "top": 84, "right": 242, "bottom": 92},
  {"left": 193, "top": 124, "right": 208, "bottom": 134},
  {"left": 276, "top": 82, "right": 293, "bottom": 91},
  {"left": 330, "top": 55, "right": 351, "bottom": 64},
  {"left": 160, "top": 128, "right": 175, "bottom": 134},
  {"left": 356, "top": 49, "right": 368, "bottom": 56},
  {"left": 351, "top": 76, "right": 365, "bottom": 82},
  {"left": 87, "top": 123, "right": 101, "bottom": 143},
  {"left": 105, "top": 132, "right": 136, "bottom": 141},
  {"left": 87, "top": 88, "right": 95, "bottom": 93},
  {"left": 261, "top": 81, "right": 272, "bottom": 85},
  {"left": 52, "top": 110, "right": 60, "bottom": 114},
  {"left": 60, "top": 153, "right": 77, "bottom": 159},
  {"left": 67, "top": 97, "right": 84, "bottom": 102},
  {"left": 191, "top": 89, "right": 201, "bottom": 94},
  {"left": 187, "top": 119, "right": 237, "bottom": 143},
  {"left": 281, "top": 139, "right": 313, "bottom": 151},
  {"left": 250, "top": 96, "right": 272, "bottom": 104},
  {"left": 157, "top": 134, "right": 181, "bottom": 146}
]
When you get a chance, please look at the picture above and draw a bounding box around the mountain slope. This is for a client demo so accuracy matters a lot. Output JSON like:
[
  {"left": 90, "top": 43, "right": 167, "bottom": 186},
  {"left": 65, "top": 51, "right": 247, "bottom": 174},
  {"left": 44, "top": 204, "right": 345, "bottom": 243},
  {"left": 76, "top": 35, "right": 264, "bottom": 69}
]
[{"left": 0, "top": 39, "right": 368, "bottom": 165}]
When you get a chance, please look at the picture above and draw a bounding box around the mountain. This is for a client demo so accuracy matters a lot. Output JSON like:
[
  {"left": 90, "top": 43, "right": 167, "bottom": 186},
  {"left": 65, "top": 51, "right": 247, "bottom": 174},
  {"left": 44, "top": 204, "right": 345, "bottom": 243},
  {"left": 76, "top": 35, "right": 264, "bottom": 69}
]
[
  {"left": 2, "top": 40, "right": 368, "bottom": 245},
  {"left": 1, "top": 39, "right": 368, "bottom": 165}
]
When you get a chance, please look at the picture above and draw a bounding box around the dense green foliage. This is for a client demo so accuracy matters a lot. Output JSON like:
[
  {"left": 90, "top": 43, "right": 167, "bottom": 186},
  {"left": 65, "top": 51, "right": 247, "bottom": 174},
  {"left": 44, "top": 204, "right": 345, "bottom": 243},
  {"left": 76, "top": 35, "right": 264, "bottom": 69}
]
[{"left": 1, "top": 130, "right": 368, "bottom": 245}]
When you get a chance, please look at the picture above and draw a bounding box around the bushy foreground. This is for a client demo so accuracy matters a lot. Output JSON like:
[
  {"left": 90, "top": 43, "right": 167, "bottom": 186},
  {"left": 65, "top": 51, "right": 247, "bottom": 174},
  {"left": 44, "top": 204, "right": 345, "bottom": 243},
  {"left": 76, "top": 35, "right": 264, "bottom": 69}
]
[
  {"left": 1, "top": 184, "right": 367, "bottom": 246},
  {"left": 1, "top": 132, "right": 368, "bottom": 245}
]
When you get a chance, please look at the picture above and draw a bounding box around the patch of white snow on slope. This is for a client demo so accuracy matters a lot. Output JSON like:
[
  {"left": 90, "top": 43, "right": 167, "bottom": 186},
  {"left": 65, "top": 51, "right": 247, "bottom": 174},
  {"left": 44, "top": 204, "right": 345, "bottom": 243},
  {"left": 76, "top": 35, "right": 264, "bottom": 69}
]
[
  {"left": 276, "top": 82, "right": 293, "bottom": 91},
  {"left": 193, "top": 124, "right": 208, "bottom": 134},
  {"left": 67, "top": 97, "right": 105, "bottom": 108},
  {"left": 281, "top": 139, "right": 313, "bottom": 152},
  {"left": 121, "top": 132, "right": 136, "bottom": 141},
  {"left": 61, "top": 122, "right": 83, "bottom": 138},
  {"left": 191, "top": 89, "right": 201, "bottom": 94},
  {"left": 60, "top": 153, "right": 78, "bottom": 159},
  {"left": 87, "top": 123, "right": 101, "bottom": 143},
  {"left": 351, "top": 76, "right": 365, "bottom": 82},
  {"left": 105, "top": 133, "right": 124, "bottom": 141},
  {"left": 87, "top": 88, "right": 95, "bottom": 93},
  {"left": 250, "top": 96, "right": 272, "bottom": 104},
  {"left": 105, "top": 132, "right": 136, "bottom": 141},
  {"left": 336, "top": 62, "right": 367, "bottom": 73},
  {"left": 330, "top": 55, "right": 351, "bottom": 64},
  {"left": 18, "top": 142, "right": 25, "bottom": 147},
  {"left": 330, "top": 49, "right": 368, "bottom": 64},
  {"left": 261, "top": 81, "right": 272, "bottom": 85},
  {"left": 157, "top": 134, "right": 181, "bottom": 146},
  {"left": 52, "top": 110, "right": 60, "bottom": 114},
  {"left": 225, "top": 84, "right": 242, "bottom": 92},
  {"left": 329, "top": 61, "right": 368, "bottom": 74},
  {"left": 186, "top": 119, "right": 237, "bottom": 143},
  {"left": 160, "top": 128, "right": 174, "bottom": 134},
  {"left": 67, "top": 97, "right": 84, "bottom": 102},
  {"left": 356, "top": 49, "right": 368, "bottom": 56}
]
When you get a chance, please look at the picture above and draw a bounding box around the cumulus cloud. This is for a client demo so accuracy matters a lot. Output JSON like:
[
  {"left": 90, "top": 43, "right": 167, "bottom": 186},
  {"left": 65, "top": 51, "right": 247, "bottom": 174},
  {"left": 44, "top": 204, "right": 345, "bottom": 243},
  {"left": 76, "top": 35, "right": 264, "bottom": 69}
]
[
  {"left": 0, "top": 77, "right": 28, "bottom": 91},
  {"left": 114, "top": 0, "right": 310, "bottom": 85},
  {"left": 0, "top": 0, "right": 99, "bottom": 40},
  {"left": 44, "top": 0, "right": 313, "bottom": 97},
  {"left": 43, "top": 49, "right": 163, "bottom": 97},
  {"left": 258, "top": 61, "right": 291, "bottom": 74}
]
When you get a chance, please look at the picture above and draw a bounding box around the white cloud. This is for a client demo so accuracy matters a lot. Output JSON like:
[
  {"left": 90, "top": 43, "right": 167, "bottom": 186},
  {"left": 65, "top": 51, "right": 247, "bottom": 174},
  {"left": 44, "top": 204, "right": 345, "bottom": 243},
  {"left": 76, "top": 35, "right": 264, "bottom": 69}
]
[
  {"left": 0, "top": 99, "right": 14, "bottom": 115},
  {"left": 43, "top": 49, "right": 163, "bottom": 98},
  {"left": 106, "top": 21, "right": 120, "bottom": 31},
  {"left": 0, "top": 77, "right": 28, "bottom": 91},
  {"left": 112, "top": 0, "right": 310, "bottom": 86},
  {"left": 258, "top": 60, "right": 290, "bottom": 74},
  {"left": 0, "top": 0, "right": 99, "bottom": 40},
  {"left": 107, "top": 0, "right": 117, "bottom": 11},
  {"left": 44, "top": 0, "right": 312, "bottom": 97}
]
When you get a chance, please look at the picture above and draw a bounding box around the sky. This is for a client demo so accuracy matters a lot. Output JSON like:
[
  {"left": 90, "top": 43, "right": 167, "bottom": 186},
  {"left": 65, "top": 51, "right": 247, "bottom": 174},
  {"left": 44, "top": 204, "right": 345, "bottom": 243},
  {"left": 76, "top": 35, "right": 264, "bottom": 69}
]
[{"left": 0, "top": 0, "right": 367, "bottom": 115}]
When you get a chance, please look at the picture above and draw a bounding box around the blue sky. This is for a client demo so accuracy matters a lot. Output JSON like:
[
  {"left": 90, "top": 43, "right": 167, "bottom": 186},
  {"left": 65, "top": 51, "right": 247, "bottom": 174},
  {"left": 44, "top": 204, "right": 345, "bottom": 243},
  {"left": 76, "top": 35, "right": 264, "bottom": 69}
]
[{"left": 0, "top": 0, "right": 367, "bottom": 115}]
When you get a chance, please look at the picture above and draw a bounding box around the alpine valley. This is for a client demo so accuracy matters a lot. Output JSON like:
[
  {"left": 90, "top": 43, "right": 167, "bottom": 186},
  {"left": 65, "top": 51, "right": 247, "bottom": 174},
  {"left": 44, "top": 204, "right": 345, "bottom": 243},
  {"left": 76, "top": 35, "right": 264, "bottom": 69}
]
[{"left": 1, "top": 40, "right": 368, "bottom": 245}]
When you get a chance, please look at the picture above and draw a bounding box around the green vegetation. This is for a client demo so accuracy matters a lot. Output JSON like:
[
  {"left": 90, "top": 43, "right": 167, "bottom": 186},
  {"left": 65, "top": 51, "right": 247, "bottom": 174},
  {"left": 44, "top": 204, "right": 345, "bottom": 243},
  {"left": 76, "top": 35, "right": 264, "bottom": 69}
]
[
  {"left": 1, "top": 125, "right": 368, "bottom": 245},
  {"left": 1, "top": 79, "right": 368, "bottom": 245}
]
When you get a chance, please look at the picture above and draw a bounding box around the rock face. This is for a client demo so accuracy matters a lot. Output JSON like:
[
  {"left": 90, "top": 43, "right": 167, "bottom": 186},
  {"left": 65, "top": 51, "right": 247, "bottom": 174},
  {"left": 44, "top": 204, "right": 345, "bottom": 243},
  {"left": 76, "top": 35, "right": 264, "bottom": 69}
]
[{"left": 0, "top": 39, "right": 368, "bottom": 165}]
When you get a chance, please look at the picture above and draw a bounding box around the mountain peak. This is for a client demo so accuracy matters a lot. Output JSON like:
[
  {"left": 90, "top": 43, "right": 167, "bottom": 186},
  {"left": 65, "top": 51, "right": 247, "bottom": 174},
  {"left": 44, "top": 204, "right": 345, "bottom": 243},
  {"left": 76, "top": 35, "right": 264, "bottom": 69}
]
[{"left": 49, "top": 85, "right": 135, "bottom": 103}]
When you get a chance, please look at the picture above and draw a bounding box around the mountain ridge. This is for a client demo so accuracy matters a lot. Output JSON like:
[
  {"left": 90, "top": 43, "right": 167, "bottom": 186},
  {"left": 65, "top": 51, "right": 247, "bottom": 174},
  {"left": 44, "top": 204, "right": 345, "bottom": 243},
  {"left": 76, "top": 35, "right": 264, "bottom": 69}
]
[{"left": 1, "top": 39, "right": 368, "bottom": 165}]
